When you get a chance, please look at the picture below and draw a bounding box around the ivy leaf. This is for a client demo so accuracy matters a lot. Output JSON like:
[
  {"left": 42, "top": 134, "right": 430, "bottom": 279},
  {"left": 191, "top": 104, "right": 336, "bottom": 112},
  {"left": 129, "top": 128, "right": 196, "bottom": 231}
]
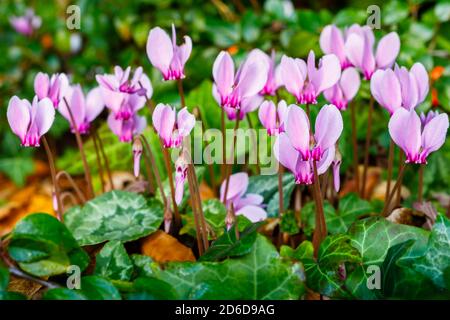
[
  {"left": 43, "top": 288, "right": 87, "bottom": 300},
  {"left": 180, "top": 199, "right": 227, "bottom": 239},
  {"left": 152, "top": 235, "right": 305, "bottom": 299},
  {"left": 8, "top": 213, "right": 89, "bottom": 277},
  {"left": 412, "top": 214, "right": 450, "bottom": 290},
  {"left": 78, "top": 276, "right": 122, "bottom": 300},
  {"left": 94, "top": 241, "right": 134, "bottom": 281},
  {"left": 302, "top": 193, "right": 373, "bottom": 235},
  {"left": 281, "top": 240, "right": 314, "bottom": 261},
  {"left": 302, "top": 235, "right": 360, "bottom": 298},
  {"left": 131, "top": 254, "right": 157, "bottom": 278},
  {"left": 199, "top": 222, "right": 263, "bottom": 262},
  {"left": 65, "top": 191, "right": 164, "bottom": 246},
  {"left": 348, "top": 217, "right": 429, "bottom": 266},
  {"left": 125, "top": 277, "right": 178, "bottom": 300}
]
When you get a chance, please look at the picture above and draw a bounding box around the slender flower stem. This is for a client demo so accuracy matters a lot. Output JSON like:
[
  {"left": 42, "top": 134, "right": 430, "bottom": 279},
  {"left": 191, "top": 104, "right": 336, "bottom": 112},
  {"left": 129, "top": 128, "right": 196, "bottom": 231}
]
[
  {"left": 186, "top": 165, "right": 205, "bottom": 255},
  {"left": 162, "top": 147, "right": 181, "bottom": 228},
  {"left": 418, "top": 164, "right": 424, "bottom": 203},
  {"left": 94, "top": 130, "right": 114, "bottom": 190},
  {"left": 294, "top": 185, "right": 302, "bottom": 225},
  {"left": 382, "top": 162, "right": 406, "bottom": 216},
  {"left": 246, "top": 113, "right": 260, "bottom": 175},
  {"left": 42, "top": 136, "right": 62, "bottom": 221},
  {"left": 141, "top": 147, "right": 156, "bottom": 195},
  {"left": 321, "top": 170, "right": 330, "bottom": 200},
  {"left": 63, "top": 97, "right": 94, "bottom": 199},
  {"left": 194, "top": 106, "right": 216, "bottom": 190},
  {"left": 311, "top": 161, "right": 327, "bottom": 256},
  {"left": 230, "top": 203, "right": 240, "bottom": 240},
  {"left": 221, "top": 108, "right": 226, "bottom": 184},
  {"left": 350, "top": 100, "right": 360, "bottom": 194},
  {"left": 92, "top": 133, "right": 106, "bottom": 193},
  {"left": 140, "top": 135, "right": 167, "bottom": 208},
  {"left": 395, "top": 152, "right": 404, "bottom": 207},
  {"left": 56, "top": 171, "right": 87, "bottom": 204},
  {"left": 188, "top": 160, "right": 209, "bottom": 251},
  {"left": 222, "top": 110, "right": 241, "bottom": 203},
  {"left": 361, "top": 97, "right": 374, "bottom": 199},
  {"left": 385, "top": 138, "right": 395, "bottom": 204}
]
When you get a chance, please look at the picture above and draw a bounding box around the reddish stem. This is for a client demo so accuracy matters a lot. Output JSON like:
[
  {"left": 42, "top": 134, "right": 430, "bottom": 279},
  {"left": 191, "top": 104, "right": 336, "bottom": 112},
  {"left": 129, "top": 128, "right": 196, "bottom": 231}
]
[
  {"left": 42, "top": 136, "right": 63, "bottom": 221},
  {"left": 350, "top": 100, "right": 360, "bottom": 195},
  {"left": 361, "top": 97, "right": 374, "bottom": 199}
]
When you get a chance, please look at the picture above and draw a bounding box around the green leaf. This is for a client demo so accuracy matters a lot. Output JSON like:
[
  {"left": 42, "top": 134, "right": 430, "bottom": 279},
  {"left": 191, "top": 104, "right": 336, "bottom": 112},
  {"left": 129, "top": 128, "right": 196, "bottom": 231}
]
[
  {"left": 348, "top": 217, "right": 429, "bottom": 266},
  {"left": 65, "top": 191, "right": 164, "bottom": 246},
  {"left": 8, "top": 213, "right": 89, "bottom": 277},
  {"left": 94, "top": 241, "right": 134, "bottom": 281},
  {"left": 412, "top": 214, "right": 450, "bottom": 289},
  {"left": 327, "top": 193, "right": 372, "bottom": 234},
  {"left": 0, "top": 156, "right": 34, "bottom": 187},
  {"left": 281, "top": 240, "right": 314, "bottom": 261},
  {"left": 0, "top": 266, "right": 8, "bottom": 291},
  {"left": 435, "top": 2, "right": 450, "bottom": 22},
  {"left": 302, "top": 235, "right": 361, "bottom": 298},
  {"left": 126, "top": 277, "right": 178, "bottom": 300},
  {"left": 280, "top": 210, "right": 299, "bottom": 235},
  {"left": 131, "top": 254, "right": 157, "bottom": 278},
  {"left": 43, "top": 288, "right": 87, "bottom": 300},
  {"left": 180, "top": 199, "right": 227, "bottom": 239},
  {"left": 152, "top": 235, "right": 305, "bottom": 299},
  {"left": 199, "top": 222, "right": 263, "bottom": 261},
  {"left": 383, "top": 0, "right": 409, "bottom": 25},
  {"left": 79, "top": 276, "right": 122, "bottom": 300}
]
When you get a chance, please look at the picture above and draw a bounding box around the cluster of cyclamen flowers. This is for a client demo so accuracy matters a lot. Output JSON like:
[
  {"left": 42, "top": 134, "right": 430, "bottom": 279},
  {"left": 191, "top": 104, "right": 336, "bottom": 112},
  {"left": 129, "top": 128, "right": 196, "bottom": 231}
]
[{"left": 6, "top": 21, "right": 449, "bottom": 226}]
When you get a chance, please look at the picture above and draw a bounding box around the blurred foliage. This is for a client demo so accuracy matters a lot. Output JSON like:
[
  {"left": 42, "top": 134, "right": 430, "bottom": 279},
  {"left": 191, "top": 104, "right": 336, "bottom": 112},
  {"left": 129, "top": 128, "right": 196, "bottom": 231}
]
[{"left": 0, "top": 0, "right": 449, "bottom": 204}]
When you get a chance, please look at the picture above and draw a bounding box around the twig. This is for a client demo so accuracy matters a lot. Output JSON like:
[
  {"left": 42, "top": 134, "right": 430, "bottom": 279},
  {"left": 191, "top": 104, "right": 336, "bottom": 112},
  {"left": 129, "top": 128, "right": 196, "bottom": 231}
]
[
  {"left": 385, "top": 138, "right": 395, "bottom": 205},
  {"left": 382, "top": 163, "right": 406, "bottom": 216},
  {"left": 92, "top": 132, "right": 106, "bottom": 193},
  {"left": 350, "top": 100, "right": 360, "bottom": 195},
  {"left": 94, "top": 129, "right": 114, "bottom": 190}
]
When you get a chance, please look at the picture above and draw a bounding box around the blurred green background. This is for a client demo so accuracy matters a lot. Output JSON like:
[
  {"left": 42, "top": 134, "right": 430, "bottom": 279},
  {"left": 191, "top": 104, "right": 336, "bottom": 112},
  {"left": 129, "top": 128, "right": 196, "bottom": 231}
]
[{"left": 0, "top": 0, "right": 449, "bottom": 206}]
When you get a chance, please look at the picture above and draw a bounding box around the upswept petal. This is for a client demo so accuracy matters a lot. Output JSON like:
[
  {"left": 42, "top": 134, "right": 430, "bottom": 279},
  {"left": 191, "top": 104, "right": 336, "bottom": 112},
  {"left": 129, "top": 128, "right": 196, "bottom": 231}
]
[
  {"left": 273, "top": 133, "right": 301, "bottom": 175},
  {"left": 236, "top": 205, "right": 267, "bottom": 222},
  {"left": 410, "top": 63, "right": 429, "bottom": 104},
  {"left": 220, "top": 172, "right": 249, "bottom": 203},
  {"left": 421, "top": 113, "right": 449, "bottom": 156},
  {"left": 285, "top": 105, "right": 310, "bottom": 159},
  {"left": 340, "top": 67, "right": 360, "bottom": 101},
  {"left": 177, "top": 107, "right": 195, "bottom": 137},
  {"left": 279, "top": 55, "right": 305, "bottom": 101},
  {"left": 146, "top": 27, "right": 174, "bottom": 75},
  {"left": 85, "top": 87, "right": 105, "bottom": 122},
  {"left": 7, "top": 96, "right": 31, "bottom": 142},
  {"left": 212, "top": 51, "right": 235, "bottom": 98},
  {"left": 375, "top": 32, "right": 400, "bottom": 69},
  {"left": 389, "top": 108, "right": 421, "bottom": 160},
  {"left": 34, "top": 97, "right": 55, "bottom": 136},
  {"left": 34, "top": 72, "right": 50, "bottom": 100},
  {"left": 314, "top": 104, "right": 343, "bottom": 152}
]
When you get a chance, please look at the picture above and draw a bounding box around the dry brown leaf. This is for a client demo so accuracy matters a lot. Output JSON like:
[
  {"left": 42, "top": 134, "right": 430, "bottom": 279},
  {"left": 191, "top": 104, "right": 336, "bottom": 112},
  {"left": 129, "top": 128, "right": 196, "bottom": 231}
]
[
  {"left": 199, "top": 182, "right": 216, "bottom": 201},
  {"left": 141, "top": 230, "right": 196, "bottom": 263},
  {"left": 340, "top": 166, "right": 381, "bottom": 198},
  {"left": 371, "top": 180, "right": 410, "bottom": 201},
  {"left": 8, "top": 276, "right": 43, "bottom": 300}
]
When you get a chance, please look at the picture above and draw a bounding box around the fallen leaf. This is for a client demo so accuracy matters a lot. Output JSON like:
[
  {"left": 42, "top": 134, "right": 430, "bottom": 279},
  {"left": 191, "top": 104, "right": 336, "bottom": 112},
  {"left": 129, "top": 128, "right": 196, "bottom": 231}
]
[
  {"left": 371, "top": 180, "right": 410, "bottom": 201},
  {"left": 340, "top": 166, "right": 381, "bottom": 198},
  {"left": 199, "top": 182, "right": 215, "bottom": 201},
  {"left": 141, "top": 230, "right": 196, "bottom": 263},
  {"left": 8, "top": 276, "right": 43, "bottom": 300}
]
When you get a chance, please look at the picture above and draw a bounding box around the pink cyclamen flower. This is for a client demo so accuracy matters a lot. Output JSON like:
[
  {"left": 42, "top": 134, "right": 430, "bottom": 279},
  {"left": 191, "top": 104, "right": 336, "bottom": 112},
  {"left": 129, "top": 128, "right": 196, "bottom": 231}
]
[
  {"left": 420, "top": 110, "right": 439, "bottom": 127},
  {"left": 10, "top": 9, "right": 41, "bottom": 36},
  {"left": 108, "top": 113, "right": 147, "bottom": 143},
  {"left": 7, "top": 96, "right": 54, "bottom": 147},
  {"left": 146, "top": 24, "right": 192, "bottom": 81},
  {"left": 96, "top": 66, "right": 152, "bottom": 120},
  {"left": 221, "top": 94, "right": 264, "bottom": 121},
  {"left": 212, "top": 49, "right": 269, "bottom": 109},
  {"left": 220, "top": 172, "right": 267, "bottom": 223},
  {"left": 132, "top": 137, "right": 143, "bottom": 177},
  {"left": 34, "top": 72, "right": 67, "bottom": 108},
  {"left": 174, "top": 153, "right": 189, "bottom": 205},
  {"left": 389, "top": 108, "right": 449, "bottom": 164},
  {"left": 320, "top": 25, "right": 352, "bottom": 69},
  {"left": 279, "top": 50, "right": 341, "bottom": 104},
  {"left": 274, "top": 133, "right": 335, "bottom": 185},
  {"left": 371, "top": 63, "right": 429, "bottom": 115},
  {"left": 284, "top": 104, "right": 343, "bottom": 161},
  {"left": 324, "top": 67, "right": 360, "bottom": 110},
  {"left": 260, "top": 50, "right": 281, "bottom": 96},
  {"left": 332, "top": 148, "right": 342, "bottom": 192},
  {"left": 258, "top": 100, "right": 288, "bottom": 136},
  {"left": 58, "top": 85, "right": 104, "bottom": 134},
  {"left": 152, "top": 104, "right": 195, "bottom": 148},
  {"left": 345, "top": 26, "right": 400, "bottom": 80}
]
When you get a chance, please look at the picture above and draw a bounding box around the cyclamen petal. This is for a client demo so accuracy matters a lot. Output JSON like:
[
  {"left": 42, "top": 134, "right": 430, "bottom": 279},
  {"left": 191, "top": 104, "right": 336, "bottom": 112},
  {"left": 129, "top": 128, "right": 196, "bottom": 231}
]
[
  {"left": 388, "top": 108, "right": 421, "bottom": 163},
  {"left": 410, "top": 63, "right": 429, "bottom": 104},
  {"left": 320, "top": 25, "right": 347, "bottom": 68},
  {"left": 146, "top": 27, "right": 173, "bottom": 77},
  {"left": 375, "top": 32, "right": 400, "bottom": 69},
  {"left": 220, "top": 172, "right": 249, "bottom": 203},
  {"left": 285, "top": 105, "right": 310, "bottom": 160},
  {"left": 279, "top": 55, "right": 305, "bottom": 102},
  {"left": 421, "top": 113, "right": 449, "bottom": 161},
  {"left": 313, "top": 104, "right": 343, "bottom": 159},
  {"left": 236, "top": 205, "right": 267, "bottom": 223},
  {"left": 7, "top": 96, "right": 31, "bottom": 143}
]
